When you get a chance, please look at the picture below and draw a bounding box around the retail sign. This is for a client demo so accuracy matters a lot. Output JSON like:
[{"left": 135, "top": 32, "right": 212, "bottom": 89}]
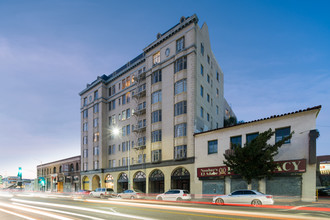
[
  {"left": 273, "top": 159, "right": 306, "bottom": 173},
  {"left": 197, "top": 166, "right": 232, "bottom": 177},
  {"left": 197, "top": 159, "right": 306, "bottom": 178}
]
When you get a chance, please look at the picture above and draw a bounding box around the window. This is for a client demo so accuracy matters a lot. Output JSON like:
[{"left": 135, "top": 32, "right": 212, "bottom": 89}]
[
  {"left": 93, "top": 118, "right": 98, "bottom": 127},
  {"left": 108, "top": 145, "right": 115, "bottom": 155},
  {"left": 126, "top": 125, "right": 130, "bottom": 135},
  {"left": 216, "top": 88, "right": 219, "bottom": 97},
  {"left": 151, "top": 130, "right": 162, "bottom": 142},
  {"left": 126, "top": 108, "right": 130, "bottom": 119},
  {"left": 230, "top": 136, "right": 242, "bottom": 149},
  {"left": 152, "top": 110, "right": 162, "bottom": 123},
  {"left": 174, "top": 79, "right": 187, "bottom": 95},
  {"left": 174, "top": 145, "right": 187, "bottom": 160},
  {"left": 138, "top": 154, "right": 146, "bottom": 163},
  {"left": 122, "top": 126, "right": 126, "bottom": 137},
  {"left": 152, "top": 150, "right": 161, "bottom": 162},
  {"left": 83, "top": 122, "right": 88, "bottom": 131},
  {"left": 122, "top": 94, "right": 126, "bottom": 105},
  {"left": 200, "top": 65, "right": 204, "bottom": 76},
  {"left": 93, "top": 132, "right": 99, "bottom": 142},
  {"left": 83, "top": 162, "right": 88, "bottom": 171},
  {"left": 207, "top": 94, "right": 210, "bottom": 102},
  {"left": 200, "top": 107, "right": 204, "bottom": 118},
  {"left": 93, "top": 103, "right": 99, "bottom": 113},
  {"left": 118, "top": 82, "right": 121, "bottom": 91},
  {"left": 93, "top": 146, "right": 99, "bottom": 156},
  {"left": 109, "top": 115, "right": 116, "bottom": 125},
  {"left": 208, "top": 140, "right": 218, "bottom": 154},
  {"left": 83, "top": 149, "right": 88, "bottom": 158},
  {"left": 174, "top": 56, "right": 187, "bottom": 73},
  {"left": 83, "top": 136, "right": 88, "bottom": 145},
  {"left": 176, "top": 37, "right": 184, "bottom": 52},
  {"left": 83, "top": 97, "right": 87, "bottom": 106},
  {"left": 151, "top": 90, "right": 162, "bottom": 104},
  {"left": 83, "top": 109, "right": 88, "bottom": 118},
  {"left": 174, "top": 101, "right": 187, "bottom": 116},
  {"left": 200, "top": 85, "right": 204, "bottom": 97},
  {"left": 207, "top": 55, "right": 210, "bottom": 64},
  {"left": 109, "top": 100, "right": 115, "bottom": 111},
  {"left": 216, "top": 105, "right": 219, "bottom": 115},
  {"left": 112, "top": 160, "right": 116, "bottom": 168},
  {"left": 207, "top": 74, "right": 210, "bottom": 83},
  {"left": 138, "top": 137, "right": 146, "bottom": 147},
  {"left": 216, "top": 71, "right": 220, "bottom": 82},
  {"left": 111, "top": 85, "right": 116, "bottom": 96},
  {"left": 246, "top": 132, "right": 259, "bottom": 143},
  {"left": 153, "top": 51, "right": 160, "bottom": 65},
  {"left": 118, "top": 98, "right": 121, "bottom": 106},
  {"left": 122, "top": 142, "right": 126, "bottom": 152},
  {"left": 174, "top": 123, "right": 187, "bottom": 137},
  {"left": 207, "top": 113, "right": 210, "bottom": 121},
  {"left": 94, "top": 90, "right": 98, "bottom": 100},
  {"left": 152, "top": 70, "right": 162, "bottom": 84},
  {"left": 93, "top": 161, "right": 99, "bottom": 170},
  {"left": 275, "top": 127, "right": 291, "bottom": 144},
  {"left": 201, "top": 43, "right": 204, "bottom": 56}
]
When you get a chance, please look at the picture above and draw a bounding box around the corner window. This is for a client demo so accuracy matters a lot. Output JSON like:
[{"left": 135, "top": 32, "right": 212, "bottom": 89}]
[
  {"left": 174, "top": 101, "right": 187, "bottom": 116},
  {"left": 151, "top": 130, "right": 162, "bottom": 142},
  {"left": 275, "top": 127, "right": 291, "bottom": 144},
  {"left": 151, "top": 90, "right": 162, "bottom": 104},
  {"left": 152, "top": 69, "right": 162, "bottom": 84},
  {"left": 174, "top": 145, "right": 187, "bottom": 160},
  {"left": 174, "top": 123, "right": 187, "bottom": 137},
  {"left": 174, "top": 79, "right": 187, "bottom": 95},
  {"left": 208, "top": 140, "right": 218, "bottom": 154},
  {"left": 151, "top": 110, "right": 162, "bottom": 123}
]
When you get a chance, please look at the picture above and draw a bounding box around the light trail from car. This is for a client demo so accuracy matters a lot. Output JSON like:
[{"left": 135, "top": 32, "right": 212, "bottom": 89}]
[{"left": 0, "top": 208, "right": 37, "bottom": 220}]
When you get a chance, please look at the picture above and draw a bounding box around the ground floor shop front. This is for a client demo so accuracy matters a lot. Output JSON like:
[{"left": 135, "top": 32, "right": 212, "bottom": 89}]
[
  {"left": 81, "top": 164, "right": 194, "bottom": 194},
  {"left": 195, "top": 159, "right": 316, "bottom": 202}
]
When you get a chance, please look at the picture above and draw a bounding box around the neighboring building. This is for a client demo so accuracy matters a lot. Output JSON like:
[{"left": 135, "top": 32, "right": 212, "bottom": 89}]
[
  {"left": 79, "top": 14, "right": 235, "bottom": 193},
  {"left": 37, "top": 156, "right": 81, "bottom": 192},
  {"left": 317, "top": 155, "right": 330, "bottom": 187},
  {"left": 194, "top": 106, "right": 321, "bottom": 202}
]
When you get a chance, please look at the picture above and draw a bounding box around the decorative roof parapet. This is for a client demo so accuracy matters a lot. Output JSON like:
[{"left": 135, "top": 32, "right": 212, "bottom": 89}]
[{"left": 143, "top": 14, "right": 199, "bottom": 53}]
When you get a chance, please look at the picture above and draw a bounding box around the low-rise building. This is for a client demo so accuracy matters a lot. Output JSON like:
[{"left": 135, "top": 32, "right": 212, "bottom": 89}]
[
  {"left": 194, "top": 106, "right": 321, "bottom": 202},
  {"left": 37, "top": 156, "right": 81, "bottom": 192}
]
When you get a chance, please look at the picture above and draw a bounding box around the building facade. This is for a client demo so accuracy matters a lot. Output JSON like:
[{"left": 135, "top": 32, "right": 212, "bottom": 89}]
[
  {"left": 37, "top": 156, "right": 81, "bottom": 192},
  {"left": 194, "top": 106, "right": 321, "bottom": 202},
  {"left": 79, "top": 15, "right": 235, "bottom": 193}
]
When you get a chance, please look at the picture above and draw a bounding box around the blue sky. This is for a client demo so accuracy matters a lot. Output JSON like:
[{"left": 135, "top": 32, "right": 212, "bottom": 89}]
[{"left": 0, "top": 0, "right": 329, "bottom": 179}]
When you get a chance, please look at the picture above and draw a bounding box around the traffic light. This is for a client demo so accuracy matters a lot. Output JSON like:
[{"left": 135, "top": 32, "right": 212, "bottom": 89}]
[{"left": 18, "top": 167, "right": 22, "bottom": 180}]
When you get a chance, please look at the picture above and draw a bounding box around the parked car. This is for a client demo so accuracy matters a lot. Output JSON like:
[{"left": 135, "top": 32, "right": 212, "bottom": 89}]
[
  {"left": 117, "top": 189, "right": 144, "bottom": 199},
  {"left": 90, "top": 188, "right": 116, "bottom": 198},
  {"left": 318, "top": 187, "right": 330, "bottom": 196},
  {"left": 213, "top": 190, "right": 274, "bottom": 206},
  {"left": 156, "top": 189, "right": 191, "bottom": 201}
]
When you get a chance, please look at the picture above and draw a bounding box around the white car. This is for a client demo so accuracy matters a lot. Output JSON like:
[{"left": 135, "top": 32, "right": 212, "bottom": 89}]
[
  {"left": 117, "top": 189, "right": 144, "bottom": 199},
  {"left": 156, "top": 189, "right": 191, "bottom": 201},
  {"left": 90, "top": 188, "right": 116, "bottom": 198},
  {"left": 213, "top": 190, "right": 274, "bottom": 206}
]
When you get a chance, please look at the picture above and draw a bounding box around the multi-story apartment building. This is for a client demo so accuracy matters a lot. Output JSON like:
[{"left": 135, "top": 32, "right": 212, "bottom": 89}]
[
  {"left": 79, "top": 14, "right": 235, "bottom": 194},
  {"left": 37, "top": 156, "right": 81, "bottom": 192}
]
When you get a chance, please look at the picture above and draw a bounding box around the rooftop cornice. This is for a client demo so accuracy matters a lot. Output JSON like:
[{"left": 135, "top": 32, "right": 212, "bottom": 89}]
[{"left": 194, "top": 105, "right": 322, "bottom": 136}]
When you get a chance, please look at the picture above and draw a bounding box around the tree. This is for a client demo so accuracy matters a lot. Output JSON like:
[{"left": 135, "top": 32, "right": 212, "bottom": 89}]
[
  {"left": 224, "top": 116, "right": 237, "bottom": 127},
  {"left": 224, "top": 128, "right": 293, "bottom": 184}
]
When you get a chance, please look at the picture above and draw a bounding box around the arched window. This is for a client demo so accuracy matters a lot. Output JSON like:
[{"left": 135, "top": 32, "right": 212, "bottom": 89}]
[
  {"left": 59, "top": 166, "right": 62, "bottom": 173},
  {"left": 76, "top": 163, "right": 79, "bottom": 171},
  {"left": 53, "top": 167, "right": 56, "bottom": 173}
]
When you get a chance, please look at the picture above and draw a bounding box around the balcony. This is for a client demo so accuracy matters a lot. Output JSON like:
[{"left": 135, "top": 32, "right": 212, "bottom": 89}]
[
  {"left": 225, "top": 149, "right": 235, "bottom": 156},
  {"left": 133, "top": 124, "right": 146, "bottom": 133},
  {"left": 133, "top": 71, "right": 146, "bottom": 82},
  {"left": 133, "top": 107, "right": 146, "bottom": 116},
  {"left": 134, "top": 138, "right": 146, "bottom": 149},
  {"left": 132, "top": 84, "right": 146, "bottom": 99}
]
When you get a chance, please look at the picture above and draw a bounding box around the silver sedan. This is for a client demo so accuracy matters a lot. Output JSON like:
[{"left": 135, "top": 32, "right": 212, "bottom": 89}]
[{"left": 213, "top": 190, "right": 274, "bottom": 206}]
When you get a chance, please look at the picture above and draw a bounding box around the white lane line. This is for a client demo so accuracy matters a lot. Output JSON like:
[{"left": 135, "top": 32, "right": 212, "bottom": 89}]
[
  {"left": 0, "top": 201, "right": 73, "bottom": 220},
  {"left": 0, "top": 208, "right": 37, "bottom": 220},
  {"left": 86, "top": 199, "right": 328, "bottom": 220},
  {"left": 13, "top": 202, "right": 104, "bottom": 220},
  {"left": 11, "top": 198, "right": 155, "bottom": 220}
]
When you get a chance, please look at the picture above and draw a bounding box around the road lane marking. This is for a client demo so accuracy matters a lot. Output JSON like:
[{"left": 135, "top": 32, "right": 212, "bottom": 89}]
[
  {"left": 13, "top": 202, "right": 104, "bottom": 220},
  {"left": 85, "top": 199, "right": 329, "bottom": 220},
  {"left": 0, "top": 208, "right": 37, "bottom": 220},
  {"left": 0, "top": 201, "right": 73, "bottom": 220},
  {"left": 11, "top": 198, "right": 156, "bottom": 220}
]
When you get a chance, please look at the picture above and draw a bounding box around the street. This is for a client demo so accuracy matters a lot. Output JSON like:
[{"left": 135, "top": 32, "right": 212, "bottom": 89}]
[{"left": 0, "top": 192, "right": 329, "bottom": 220}]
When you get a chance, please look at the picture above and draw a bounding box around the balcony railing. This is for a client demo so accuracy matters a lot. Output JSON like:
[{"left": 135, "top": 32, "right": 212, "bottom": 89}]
[
  {"left": 133, "top": 124, "right": 146, "bottom": 132},
  {"left": 132, "top": 85, "right": 146, "bottom": 98},
  {"left": 133, "top": 107, "right": 146, "bottom": 116},
  {"left": 133, "top": 71, "right": 146, "bottom": 82}
]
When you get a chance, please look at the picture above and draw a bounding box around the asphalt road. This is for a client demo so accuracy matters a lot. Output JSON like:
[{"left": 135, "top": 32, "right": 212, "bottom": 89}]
[{"left": 0, "top": 192, "right": 329, "bottom": 220}]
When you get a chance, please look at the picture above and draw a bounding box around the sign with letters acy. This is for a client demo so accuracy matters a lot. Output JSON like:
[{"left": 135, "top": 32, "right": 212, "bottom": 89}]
[{"left": 197, "top": 159, "right": 306, "bottom": 178}]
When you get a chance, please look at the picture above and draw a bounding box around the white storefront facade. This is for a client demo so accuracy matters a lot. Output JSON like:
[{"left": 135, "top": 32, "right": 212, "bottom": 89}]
[{"left": 194, "top": 106, "right": 321, "bottom": 202}]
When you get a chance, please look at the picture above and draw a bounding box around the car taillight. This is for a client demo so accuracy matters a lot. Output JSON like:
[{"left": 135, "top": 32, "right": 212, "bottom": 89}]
[
  {"left": 183, "top": 194, "right": 187, "bottom": 196},
  {"left": 266, "top": 196, "right": 272, "bottom": 199}
]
